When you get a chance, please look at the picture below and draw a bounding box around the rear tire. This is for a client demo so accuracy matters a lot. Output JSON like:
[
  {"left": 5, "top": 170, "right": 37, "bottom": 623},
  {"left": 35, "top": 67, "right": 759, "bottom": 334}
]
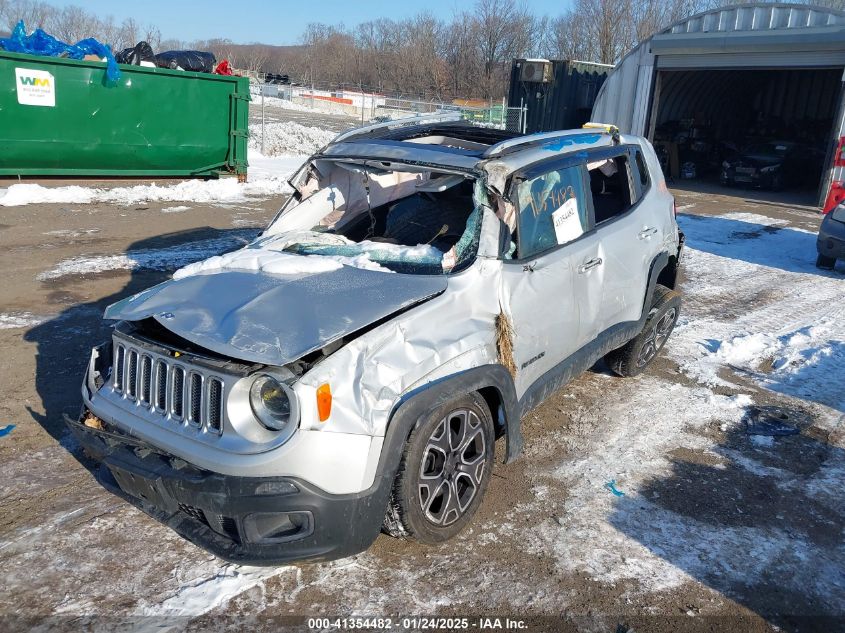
[
  {"left": 605, "top": 284, "right": 681, "bottom": 378},
  {"left": 816, "top": 254, "right": 836, "bottom": 270},
  {"left": 382, "top": 393, "right": 494, "bottom": 544}
]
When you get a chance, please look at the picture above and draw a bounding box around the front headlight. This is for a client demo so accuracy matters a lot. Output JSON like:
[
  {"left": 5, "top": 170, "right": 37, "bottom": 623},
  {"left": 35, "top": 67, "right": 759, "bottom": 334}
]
[
  {"left": 249, "top": 374, "right": 299, "bottom": 432},
  {"left": 760, "top": 165, "right": 780, "bottom": 174},
  {"left": 832, "top": 203, "right": 845, "bottom": 223}
]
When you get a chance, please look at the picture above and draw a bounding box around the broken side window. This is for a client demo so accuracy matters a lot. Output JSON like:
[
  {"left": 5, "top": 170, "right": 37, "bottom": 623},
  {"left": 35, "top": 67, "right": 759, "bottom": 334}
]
[{"left": 588, "top": 154, "right": 635, "bottom": 224}]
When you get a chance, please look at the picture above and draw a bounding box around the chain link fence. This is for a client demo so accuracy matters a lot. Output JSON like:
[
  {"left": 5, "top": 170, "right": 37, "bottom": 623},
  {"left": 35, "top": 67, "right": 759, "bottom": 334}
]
[{"left": 246, "top": 76, "right": 528, "bottom": 132}]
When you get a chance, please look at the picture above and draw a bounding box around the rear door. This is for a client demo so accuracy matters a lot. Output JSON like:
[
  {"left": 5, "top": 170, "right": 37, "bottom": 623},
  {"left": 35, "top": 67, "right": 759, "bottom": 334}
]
[
  {"left": 499, "top": 158, "right": 599, "bottom": 395},
  {"left": 585, "top": 145, "right": 661, "bottom": 334}
]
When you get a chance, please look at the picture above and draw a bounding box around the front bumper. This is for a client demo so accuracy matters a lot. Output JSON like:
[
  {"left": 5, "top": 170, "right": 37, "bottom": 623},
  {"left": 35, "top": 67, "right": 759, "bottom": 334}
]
[
  {"left": 817, "top": 217, "right": 845, "bottom": 260},
  {"left": 67, "top": 412, "right": 389, "bottom": 565},
  {"left": 721, "top": 168, "right": 777, "bottom": 188}
]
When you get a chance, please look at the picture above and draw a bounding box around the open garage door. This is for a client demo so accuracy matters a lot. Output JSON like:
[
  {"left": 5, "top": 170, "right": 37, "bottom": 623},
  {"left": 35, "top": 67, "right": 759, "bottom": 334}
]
[{"left": 646, "top": 67, "right": 844, "bottom": 206}]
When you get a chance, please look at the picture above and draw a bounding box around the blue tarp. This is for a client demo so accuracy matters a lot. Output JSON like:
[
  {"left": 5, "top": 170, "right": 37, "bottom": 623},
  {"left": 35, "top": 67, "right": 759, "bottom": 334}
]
[{"left": 0, "top": 20, "right": 120, "bottom": 83}]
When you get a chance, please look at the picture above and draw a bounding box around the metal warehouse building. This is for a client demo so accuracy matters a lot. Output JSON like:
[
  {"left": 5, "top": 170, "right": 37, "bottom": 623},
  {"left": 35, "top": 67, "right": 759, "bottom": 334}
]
[{"left": 591, "top": 2, "right": 845, "bottom": 207}]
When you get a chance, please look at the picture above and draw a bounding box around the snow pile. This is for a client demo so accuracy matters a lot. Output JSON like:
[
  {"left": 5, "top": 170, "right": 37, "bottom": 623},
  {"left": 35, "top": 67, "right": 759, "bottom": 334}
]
[
  {"left": 0, "top": 121, "right": 325, "bottom": 207},
  {"left": 173, "top": 249, "right": 343, "bottom": 279},
  {"left": 0, "top": 154, "right": 305, "bottom": 208},
  {"left": 248, "top": 121, "right": 335, "bottom": 156},
  {"left": 267, "top": 232, "right": 443, "bottom": 267},
  {"left": 172, "top": 240, "right": 397, "bottom": 280}
]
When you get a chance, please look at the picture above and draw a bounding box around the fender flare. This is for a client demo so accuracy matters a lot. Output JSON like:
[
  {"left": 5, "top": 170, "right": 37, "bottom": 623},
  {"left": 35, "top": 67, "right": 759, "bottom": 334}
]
[
  {"left": 372, "top": 365, "right": 521, "bottom": 489},
  {"left": 640, "top": 251, "right": 670, "bottom": 323}
]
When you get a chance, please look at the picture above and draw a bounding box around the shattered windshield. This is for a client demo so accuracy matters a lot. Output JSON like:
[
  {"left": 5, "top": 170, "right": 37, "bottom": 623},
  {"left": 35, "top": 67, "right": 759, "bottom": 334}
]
[{"left": 262, "top": 159, "right": 485, "bottom": 275}]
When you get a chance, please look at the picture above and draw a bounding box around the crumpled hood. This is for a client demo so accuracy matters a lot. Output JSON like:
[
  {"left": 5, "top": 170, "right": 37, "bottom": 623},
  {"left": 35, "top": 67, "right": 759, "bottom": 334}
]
[{"left": 104, "top": 266, "right": 447, "bottom": 366}]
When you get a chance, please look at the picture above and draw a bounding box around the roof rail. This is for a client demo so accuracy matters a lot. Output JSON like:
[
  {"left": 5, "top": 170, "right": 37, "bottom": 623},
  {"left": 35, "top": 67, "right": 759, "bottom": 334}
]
[
  {"left": 332, "top": 112, "right": 463, "bottom": 144},
  {"left": 483, "top": 128, "right": 609, "bottom": 158}
]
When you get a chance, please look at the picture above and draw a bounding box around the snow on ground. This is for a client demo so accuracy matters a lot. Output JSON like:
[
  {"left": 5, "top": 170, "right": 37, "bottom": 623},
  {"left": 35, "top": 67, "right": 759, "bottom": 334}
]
[
  {"left": 138, "top": 563, "right": 292, "bottom": 618},
  {"left": 256, "top": 94, "right": 348, "bottom": 116},
  {"left": 37, "top": 230, "right": 259, "bottom": 280},
  {"left": 248, "top": 121, "right": 336, "bottom": 156},
  {"left": 0, "top": 153, "right": 304, "bottom": 208},
  {"left": 512, "top": 209, "right": 845, "bottom": 610},
  {"left": 669, "top": 211, "right": 845, "bottom": 414},
  {"left": 524, "top": 378, "right": 845, "bottom": 603},
  {"left": 0, "top": 312, "right": 49, "bottom": 329},
  {"left": 4, "top": 196, "right": 845, "bottom": 620}
]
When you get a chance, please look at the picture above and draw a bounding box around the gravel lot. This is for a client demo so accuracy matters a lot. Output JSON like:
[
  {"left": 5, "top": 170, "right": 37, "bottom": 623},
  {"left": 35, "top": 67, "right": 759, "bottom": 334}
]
[{"left": 1, "top": 111, "right": 843, "bottom": 632}]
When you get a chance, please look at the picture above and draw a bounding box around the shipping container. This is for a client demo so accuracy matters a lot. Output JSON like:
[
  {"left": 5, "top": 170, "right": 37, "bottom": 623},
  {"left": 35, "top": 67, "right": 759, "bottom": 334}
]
[{"left": 507, "top": 59, "right": 612, "bottom": 134}]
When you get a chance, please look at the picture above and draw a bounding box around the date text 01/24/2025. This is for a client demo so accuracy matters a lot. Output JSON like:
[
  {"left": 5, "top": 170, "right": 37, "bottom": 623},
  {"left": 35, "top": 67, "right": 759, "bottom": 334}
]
[{"left": 307, "top": 617, "right": 529, "bottom": 630}]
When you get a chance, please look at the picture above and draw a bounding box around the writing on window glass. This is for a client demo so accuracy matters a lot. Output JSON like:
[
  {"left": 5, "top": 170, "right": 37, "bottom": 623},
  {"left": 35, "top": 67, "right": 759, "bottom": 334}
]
[{"left": 528, "top": 183, "right": 576, "bottom": 218}]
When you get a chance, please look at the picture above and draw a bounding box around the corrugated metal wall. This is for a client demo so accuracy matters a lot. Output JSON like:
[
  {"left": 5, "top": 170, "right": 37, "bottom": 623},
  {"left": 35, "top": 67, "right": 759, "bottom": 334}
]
[
  {"left": 592, "top": 3, "right": 845, "bottom": 136},
  {"left": 668, "top": 3, "right": 845, "bottom": 34},
  {"left": 657, "top": 68, "right": 841, "bottom": 126}
]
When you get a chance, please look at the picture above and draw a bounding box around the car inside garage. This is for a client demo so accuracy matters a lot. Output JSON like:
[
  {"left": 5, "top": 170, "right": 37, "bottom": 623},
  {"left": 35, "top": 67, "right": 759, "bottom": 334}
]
[
  {"left": 650, "top": 67, "right": 841, "bottom": 204},
  {"left": 591, "top": 3, "right": 845, "bottom": 209}
]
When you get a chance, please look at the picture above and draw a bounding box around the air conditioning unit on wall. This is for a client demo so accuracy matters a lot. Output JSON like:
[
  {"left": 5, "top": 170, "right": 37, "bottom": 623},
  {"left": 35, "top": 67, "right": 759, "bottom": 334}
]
[{"left": 519, "top": 60, "right": 553, "bottom": 83}]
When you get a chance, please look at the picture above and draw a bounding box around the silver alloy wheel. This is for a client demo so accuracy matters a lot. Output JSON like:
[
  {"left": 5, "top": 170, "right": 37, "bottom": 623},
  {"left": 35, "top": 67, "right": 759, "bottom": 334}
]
[
  {"left": 636, "top": 307, "right": 677, "bottom": 368},
  {"left": 418, "top": 408, "right": 487, "bottom": 526}
]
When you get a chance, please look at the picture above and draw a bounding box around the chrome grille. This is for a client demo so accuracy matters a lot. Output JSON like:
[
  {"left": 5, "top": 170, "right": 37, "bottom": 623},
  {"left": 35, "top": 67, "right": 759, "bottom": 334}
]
[
  {"left": 207, "top": 379, "right": 223, "bottom": 433},
  {"left": 140, "top": 355, "right": 152, "bottom": 404},
  {"left": 154, "top": 360, "right": 168, "bottom": 411},
  {"left": 114, "top": 345, "right": 125, "bottom": 392},
  {"left": 126, "top": 350, "right": 138, "bottom": 398},
  {"left": 188, "top": 372, "right": 202, "bottom": 426},
  {"left": 171, "top": 366, "right": 185, "bottom": 420},
  {"left": 110, "top": 338, "right": 227, "bottom": 436}
]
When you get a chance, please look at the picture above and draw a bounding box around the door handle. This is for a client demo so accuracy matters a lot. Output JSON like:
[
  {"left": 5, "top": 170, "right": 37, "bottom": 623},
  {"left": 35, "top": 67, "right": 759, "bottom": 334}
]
[
  {"left": 578, "top": 257, "right": 603, "bottom": 273},
  {"left": 638, "top": 227, "right": 658, "bottom": 239}
]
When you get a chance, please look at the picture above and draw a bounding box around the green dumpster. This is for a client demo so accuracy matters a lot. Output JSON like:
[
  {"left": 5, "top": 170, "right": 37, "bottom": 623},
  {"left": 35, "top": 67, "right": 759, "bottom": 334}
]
[{"left": 0, "top": 50, "right": 249, "bottom": 178}]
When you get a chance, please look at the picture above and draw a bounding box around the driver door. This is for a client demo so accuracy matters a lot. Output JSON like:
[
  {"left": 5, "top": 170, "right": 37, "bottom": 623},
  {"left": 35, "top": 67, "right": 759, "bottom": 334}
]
[{"left": 499, "top": 161, "right": 599, "bottom": 398}]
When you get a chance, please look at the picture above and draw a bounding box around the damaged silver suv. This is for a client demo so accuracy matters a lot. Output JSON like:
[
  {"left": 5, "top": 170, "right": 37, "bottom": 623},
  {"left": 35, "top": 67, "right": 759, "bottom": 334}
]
[{"left": 69, "top": 116, "right": 684, "bottom": 564}]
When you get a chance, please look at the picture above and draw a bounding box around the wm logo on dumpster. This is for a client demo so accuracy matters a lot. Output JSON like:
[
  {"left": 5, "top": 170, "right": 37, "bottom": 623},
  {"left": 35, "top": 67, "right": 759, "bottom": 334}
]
[
  {"left": 14, "top": 67, "right": 55, "bottom": 107},
  {"left": 19, "top": 76, "right": 51, "bottom": 87}
]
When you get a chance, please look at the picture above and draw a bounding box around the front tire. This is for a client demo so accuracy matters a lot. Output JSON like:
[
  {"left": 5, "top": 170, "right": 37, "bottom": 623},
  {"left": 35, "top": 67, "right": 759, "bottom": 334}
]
[
  {"left": 816, "top": 254, "right": 836, "bottom": 270},
  {"left": 605, "top": 284, "right": 681, "bottom": 378},
  {"left": 382, "top": 394, "right": 495, "bottom": 544}
]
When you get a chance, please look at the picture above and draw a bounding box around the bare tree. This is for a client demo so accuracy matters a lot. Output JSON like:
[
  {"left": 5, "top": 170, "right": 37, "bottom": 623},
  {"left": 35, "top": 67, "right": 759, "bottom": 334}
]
[
  {"left": 3, "top": 0, "right": 54, "bottom": 31},
  {"left": 7, "top": 0, "right": 841, "bottom": 100},
  {"left": 472, "top": 0, "right": 532, "bottom": 98}
]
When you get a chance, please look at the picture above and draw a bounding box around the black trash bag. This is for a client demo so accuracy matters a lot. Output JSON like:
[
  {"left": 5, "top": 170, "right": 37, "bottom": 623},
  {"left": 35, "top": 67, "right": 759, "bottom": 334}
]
[
  {"left": 116, "top": 41, "right": 155, "bottom": 65},
  {"left": 153, "top": 50, "right": 216, "bottom": 73}
]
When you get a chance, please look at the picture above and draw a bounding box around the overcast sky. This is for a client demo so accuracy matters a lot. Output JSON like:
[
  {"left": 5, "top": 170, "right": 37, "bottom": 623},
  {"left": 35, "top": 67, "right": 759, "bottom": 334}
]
[{"left": 49, "top": 0, "right": 572, "bottom": 45}]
